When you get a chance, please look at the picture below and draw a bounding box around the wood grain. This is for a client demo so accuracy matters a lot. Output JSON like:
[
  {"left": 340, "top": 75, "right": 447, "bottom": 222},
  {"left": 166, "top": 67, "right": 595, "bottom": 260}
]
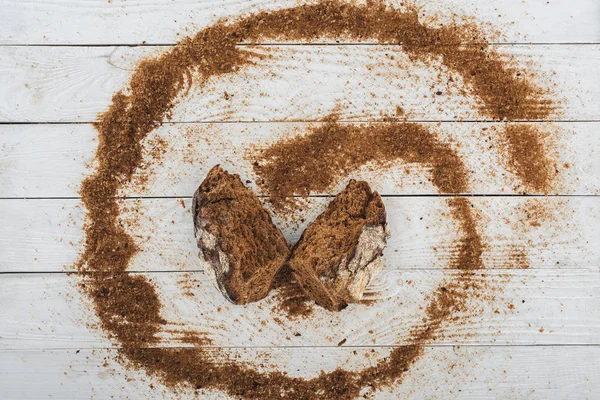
[
  {"left": 1, "top": 196, "right": 597, "bottom": 273},
  {"left": 1, "top": 122, "right": 599, "bottom": 198},
  {"left": 2, "top": 1, "right": 600, "bottom": 398},
  {"left": 1, "top": 269, "right": 599, "bottom": 349},
  {"left": 1, "top": 346, "right": 598, "bottom": 399},
  {"left": 2, "top": 0, "right": 599, "bottom": 45},
  {"left": 1, "top": 44, "right": 599, "bottom": 123}
]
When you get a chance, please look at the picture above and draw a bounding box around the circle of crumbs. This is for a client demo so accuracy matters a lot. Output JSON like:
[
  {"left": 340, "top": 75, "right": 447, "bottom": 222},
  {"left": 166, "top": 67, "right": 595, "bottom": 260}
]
[{"left": 77, "top": 1, "right": 557, "bottom": 399}]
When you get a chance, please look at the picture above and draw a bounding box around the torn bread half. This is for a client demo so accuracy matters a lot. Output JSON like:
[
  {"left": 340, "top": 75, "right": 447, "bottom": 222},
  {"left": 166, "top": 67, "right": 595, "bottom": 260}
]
[
  {"left": 192, "top": 165, "right": 290, "bottom": 304},
  {"left": 287, "top": 180, "right": 389, "bottom": 311}
]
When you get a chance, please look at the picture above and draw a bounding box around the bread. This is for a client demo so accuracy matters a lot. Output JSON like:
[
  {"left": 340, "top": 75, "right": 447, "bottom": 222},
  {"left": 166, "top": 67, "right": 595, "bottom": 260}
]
[
  {"left": 287, "top": 180, "right": 389, "bottom": 311},
  {"left": 192, "top": 165, "right": 290, "bottom": 304}
]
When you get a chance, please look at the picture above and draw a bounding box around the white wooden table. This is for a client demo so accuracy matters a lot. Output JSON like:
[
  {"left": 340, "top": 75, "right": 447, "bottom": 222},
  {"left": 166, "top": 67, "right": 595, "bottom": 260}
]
[{"left": 1, "top": 1, "right": 599, "bottom": 399}]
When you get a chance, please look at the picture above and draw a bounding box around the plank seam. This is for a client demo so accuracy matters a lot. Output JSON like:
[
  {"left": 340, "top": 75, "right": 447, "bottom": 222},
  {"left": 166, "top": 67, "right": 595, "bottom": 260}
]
[
  {"left": 1, "top": 194, "right": 598, "bottom": 201},
  {"left": 3, "top": 344, "right": 600, "bottom": 352},
  {"left": 2, "top": 42, "right": 600, "bottom": 47},
  {"left": 3, "top": 266, "right": 598, "bottom": 275},
  {"left": 3, "top": 120, "right": 600, "bottom": 125}
]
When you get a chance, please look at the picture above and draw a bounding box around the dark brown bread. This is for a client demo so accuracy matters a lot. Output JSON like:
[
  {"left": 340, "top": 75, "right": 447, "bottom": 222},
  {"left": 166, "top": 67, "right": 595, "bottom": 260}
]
[
  {"left": 192, "top": 165, "right": 290, "bottom": 304},
  {"left": 287, "top": 180, "right": 389, "bottom": 311}
]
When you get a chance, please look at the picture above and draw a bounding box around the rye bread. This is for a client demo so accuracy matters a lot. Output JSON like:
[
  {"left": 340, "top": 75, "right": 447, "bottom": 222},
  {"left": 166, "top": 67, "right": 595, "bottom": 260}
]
[
  {"left": 287, "top": 180, "right": 389, "bottom": 311},
  {"left": 192, "top": 165, "right": 290, "bottom": 304}
]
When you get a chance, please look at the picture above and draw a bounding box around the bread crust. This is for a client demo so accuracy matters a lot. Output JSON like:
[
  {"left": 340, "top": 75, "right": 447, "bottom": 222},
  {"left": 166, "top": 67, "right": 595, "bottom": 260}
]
[
  {"left": 193, "top": 165, "right": 290, "bottom": 304},
  {"left": 287, "top": 180, "right": 389, "bottom": 311}
]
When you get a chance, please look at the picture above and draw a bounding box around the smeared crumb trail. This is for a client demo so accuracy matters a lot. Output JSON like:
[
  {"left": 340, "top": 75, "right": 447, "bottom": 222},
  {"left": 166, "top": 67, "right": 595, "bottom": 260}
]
[
  {"left": 502, "top": 124, "right": 556, "bottom": 193},
  {"left": 76, "top": 1, "right": 556, "bottom": 399},
  {"left": 272, "top": 266, "right": 315, "bottom": 319},
  {"left": 251, "top": 121, "right": 468, "bottom": 212}
]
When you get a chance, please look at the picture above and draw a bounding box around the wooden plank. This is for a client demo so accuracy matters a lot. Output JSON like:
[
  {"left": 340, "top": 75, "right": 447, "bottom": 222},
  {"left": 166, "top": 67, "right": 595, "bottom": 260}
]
[
  {"left": 0, "top": 197, "right": 598, "bottom": 273},
  {"left": 2, "top": 3, "right": 598, "bottom": 399},
  {"left": 1, "top": 269, "right": 599, "bottom": 349},
  {"left": 1, "top": 122, "right": 599, "bottom": 198},
  {"left": 0, "top": 124, "right": 96, "bottom": 198},
  {"left": 1, "top": 346, "right": 598, "bottom": 399},
  {"left": 2, "top": 0, "right": 599, "bottom": 45},
  {"left": 1, "top": 44, "right": 599, "bottom": 123}
]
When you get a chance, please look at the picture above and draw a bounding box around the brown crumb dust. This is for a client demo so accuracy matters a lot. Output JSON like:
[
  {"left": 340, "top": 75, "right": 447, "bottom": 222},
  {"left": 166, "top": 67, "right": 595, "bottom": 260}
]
[
  {"left": 251, "top": 121, "right": 469, "bottom": 212},
  {"left": 501, "top": 124, "right": 556, "bottom": 193},
  {"left": 175, "top": 331, "right": 213, "bottom": 347},
  {"left": 271, "top": 266, "right": 315, "bottom": 319},
  {"left": 77, "top": 1, "right": 557, "bottom": 399},
  {"left": 519, "top": 197, "right": 556, "bottom": 229}
]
